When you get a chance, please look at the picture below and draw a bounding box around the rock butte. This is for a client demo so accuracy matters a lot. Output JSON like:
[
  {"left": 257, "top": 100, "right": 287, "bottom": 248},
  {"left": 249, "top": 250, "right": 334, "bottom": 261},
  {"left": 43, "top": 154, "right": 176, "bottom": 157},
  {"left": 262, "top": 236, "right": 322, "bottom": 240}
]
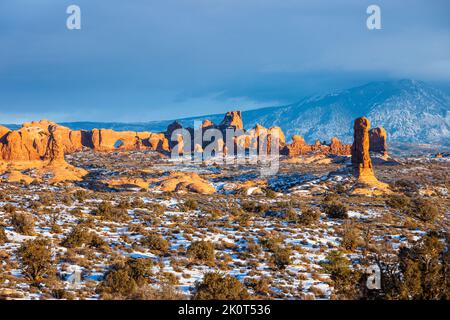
[
  {"left": 369, "top": 126, "right": 388, "bottom": 159},
  {"left": 0, "top": 111, "right": 390, "bottom": 191},
  {"left": 351, "top": 117, "right": 390, "bottom": 195}
]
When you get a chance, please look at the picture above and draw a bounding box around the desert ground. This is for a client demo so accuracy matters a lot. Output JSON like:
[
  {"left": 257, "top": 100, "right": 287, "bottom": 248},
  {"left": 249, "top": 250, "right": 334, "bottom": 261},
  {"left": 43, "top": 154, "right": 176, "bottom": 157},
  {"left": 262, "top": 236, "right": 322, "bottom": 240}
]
[{"left": 0, "top": 146, "right": 448, "bottom": 300}]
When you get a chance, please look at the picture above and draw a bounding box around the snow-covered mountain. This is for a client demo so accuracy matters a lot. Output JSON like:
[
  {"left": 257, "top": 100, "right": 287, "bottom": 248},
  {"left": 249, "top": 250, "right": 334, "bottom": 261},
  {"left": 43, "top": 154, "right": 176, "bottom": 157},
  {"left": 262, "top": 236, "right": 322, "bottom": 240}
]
[
  {"left": 239, "top": 79, "right": 449, "bottom": 144},
  {"left": 4, "top": 79, "right": 449, "bottom": 145}
]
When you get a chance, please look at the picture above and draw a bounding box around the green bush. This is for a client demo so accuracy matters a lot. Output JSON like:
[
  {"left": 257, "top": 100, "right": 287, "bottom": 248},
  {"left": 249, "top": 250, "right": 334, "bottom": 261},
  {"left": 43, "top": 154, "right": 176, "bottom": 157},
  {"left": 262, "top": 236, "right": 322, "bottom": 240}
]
[
  {"left": 298, "top": 208, "right": 321, "bottom": 226},
  {"left": 260, "top": 237, "right": 282, "bottom": 252},
  {"left": 408, "top": 198, "right": 439, "bottom": 222},
  {"left": 187, "top": 240, "right": 215, "bottom": 262},
  {"left": 61, "top": 225, "right": 109, "bottom": 251},
  {"left": 180, "top": 199, "right": 198, "bottom": 211},
  {"left": 141, "top": 233, "right": 169, "bottom": 254},
  {"left": 61, "top": 225, "right": 92, "bottom": 248},
  {"left": 245, "top": 277, "right": 271, "bottom": 296},
  {"left": 271, "top": 247, "right": 291, "bottom": 270},
  {"left": 99, "top": 268, "right": 137, "bottom": 298},
  {"left": 74, "top": 190, "right": 86, "bottom": 202},
  {"left": 91, "top": 201, "right": 128, "bottom": 222},
  {"left": 320, "top": 250, "right": 360, "bottom": 299},
  {"left": 324, "top": 202, "right": 348, "bottom": 219},
  {"left": 386, "top": 194, "right": 411, "bottom": 209},
  {"left": 340, "top": 222, "right": 361, "bottom": 251},
  {"left": 18, "top": 238, "right": 55, "bottom": 284},
  {"left": 241, "top": 201, "right": 269, "bottom": 214},
  {"left": 3, "top": 204, "right": 16, "bottom": 214},
  {"left": 0, "top": 226, "right": 7, "bottom": 244},
  {"left": 283, "top": 208, "right": 298, "bottom": 222},
  {"left": 11, "top": 212, "right": 35, "bottom": 235},
  {"left": 97, "top": 258, "right": 153, "bottom": 298},
  {"left": 393, "top": 179, "right": 418, "bottom": 193},
  {"left": 193, "top": 272, "right": 249, "bottom": 300},
  {"left": 117, "top": 199, "right": 130, "bottom": 209}
]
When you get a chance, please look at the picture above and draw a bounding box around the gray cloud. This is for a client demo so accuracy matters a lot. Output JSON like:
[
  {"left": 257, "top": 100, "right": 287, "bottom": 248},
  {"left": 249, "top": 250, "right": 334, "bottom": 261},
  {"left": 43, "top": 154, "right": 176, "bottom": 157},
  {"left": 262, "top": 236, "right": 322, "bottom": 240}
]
[{"left": 0, "top": 0, "right": 449, "bottom": 123}]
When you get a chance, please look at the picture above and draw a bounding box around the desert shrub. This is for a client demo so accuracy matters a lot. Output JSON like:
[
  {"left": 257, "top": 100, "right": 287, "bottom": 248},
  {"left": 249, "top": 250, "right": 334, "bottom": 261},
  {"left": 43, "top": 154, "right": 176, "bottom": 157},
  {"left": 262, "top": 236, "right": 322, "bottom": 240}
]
[
  {"left": 0, "top": 226, "right": 7, "bottom": 244},
  {"left": 298, "top": 207, "right": 321, "bottom": 226},
  {"left": 74, "top": 190, "right": 86, "bottom": 202},
  {"left": 193, "top": 272, "right": 249, "bottom": 300},
  {"left": 39, "top": 194, "right": 54, "bottom": 206},
  {"left": 187, "top": 240, "right": 215, "bottom": 262},
  {"left": 245, "top": 277, "right": 271, "bottom": 296},
  {"left": 387, "top": 195, "right": 439, "bottom": 222},
  {"left": 150, "top": 203, "right": 166, "bottom": 215},
  {"left": 3, "top": 203, "right": 16, "bottom": 214},
  {"left": 180, "top": 199, "right": 198, "bottom": 211},
  {"left": 374, "top": 232, "right": 449, "bottom": 300},
  {"left": 283, "top": 208, "right": 298, "bottom": 222},
  {"left": 340, "top": 222, "right": 361, "bottom": 251},
  {"left": 132, "top": 197, "right": 145, "bottom": 208},
  {"left": 335, "top": 184, "right": 346, "bottom": 194},
  {"left": 260, "top": 237, "right": 283, "bottom": 252},
  {"left": 91, "top": 201, "right": 128, "bottom": 222},
  {"left": 386, "top": 194, "right": 411, "bottom": 209},
  {"left": 265, "top": 189, "right": 277, "bottom": 199},
  {"left": 17, "top": 238, "right": 55, "bottom": 284},
  {"left": 241, "top": 201, "right": 269, "bottom": 214},
  {"left": 320, "top": 250, "right": 361, "bottom": 299},
  {"left": 51, "top": 288, "right": 75, "bottom": 300},
  {"left": 271, "top": 247, "right": 292, "bottom": 270},
  {"left": 324, "top": 202, "right": 348, "bottom": 219},
  {"left": 99, "top": 268, "right": 137, "bottom": 298},
  {"left": 11, "top": 212, "right": 35, "bottom": 235},
  {"left": 98, "top": 258, "right": 153, "bottom": 298},
  {"left": 117, "top": 199, "right": 130, "bottom": 209},
  {"left": 124, "top": 258, "right": 153, "bottom": 286},
  {"left": 131, "top": 283, "right": 186, "bottom": 300},
  {"left": 141, "top": 233, "right": 169, "bottom": 254},
  {"left": 393, "top": 179, "right": 418, "bottom": 193},
  {"left": 408, "top": 198, "right": 439, "bottom": 222},
  {"left": 246, "top": 239, "right": 261, "bottom": 255},
  {"left": 61, "top": 195, "right": 73, "bottom": 206},
  {"left": 89, "top": 233, "right": 109, "bottom": 251},
  {"left": 61, "top": 226, "right": 109, "bottom": 251},
  {"left": 61, "top": 226, "right": 92, "bottom": 248}
]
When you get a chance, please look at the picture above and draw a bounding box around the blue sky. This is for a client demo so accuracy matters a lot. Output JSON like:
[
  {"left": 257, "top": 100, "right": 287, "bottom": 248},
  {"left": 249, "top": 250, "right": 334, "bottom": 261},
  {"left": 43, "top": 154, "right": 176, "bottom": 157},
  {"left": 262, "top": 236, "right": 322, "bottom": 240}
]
[{"left": 1, "top": 0, "right": 449, "bottom": 123}]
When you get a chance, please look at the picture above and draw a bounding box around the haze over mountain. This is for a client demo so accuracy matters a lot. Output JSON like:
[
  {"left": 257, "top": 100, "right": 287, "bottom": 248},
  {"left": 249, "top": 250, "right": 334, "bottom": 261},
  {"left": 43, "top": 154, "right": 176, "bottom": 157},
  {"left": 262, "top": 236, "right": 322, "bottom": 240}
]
[{"left": 4, "top": 80, "right": 449, "bottom": 145}]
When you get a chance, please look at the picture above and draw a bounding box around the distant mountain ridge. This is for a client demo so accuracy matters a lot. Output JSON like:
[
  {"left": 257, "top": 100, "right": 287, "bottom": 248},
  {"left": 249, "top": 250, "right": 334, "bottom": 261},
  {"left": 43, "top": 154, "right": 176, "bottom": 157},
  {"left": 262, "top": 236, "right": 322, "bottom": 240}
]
[{"left": 4, "top": 79, "right": 449, "bottom": 145}]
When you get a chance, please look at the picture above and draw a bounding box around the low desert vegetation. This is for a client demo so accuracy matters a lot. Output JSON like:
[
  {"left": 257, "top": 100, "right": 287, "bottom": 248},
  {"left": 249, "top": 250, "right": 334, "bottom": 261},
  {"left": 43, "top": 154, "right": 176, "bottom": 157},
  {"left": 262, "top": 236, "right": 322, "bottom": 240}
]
[
  {"left": 187, "top": 240, "right": 215, "bottom": 263},
  {"left": 11, "top": 212, "right": 35, "bottom": 235},
  {"left": 17, "top": 238, "right": 55, "bottom": 285},
  {"left": 0, "top": 149, "right": 447, "bottom": 300},
  {"left": 193, "top": 272, "right": 250, "bottom": 300}
]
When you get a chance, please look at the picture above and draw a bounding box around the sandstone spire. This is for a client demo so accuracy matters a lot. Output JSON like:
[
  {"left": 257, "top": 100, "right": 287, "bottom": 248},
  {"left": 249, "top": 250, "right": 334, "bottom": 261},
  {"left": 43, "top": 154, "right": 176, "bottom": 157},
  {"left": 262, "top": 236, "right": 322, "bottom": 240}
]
[
  {"left": 351, "top": 117, "right": 390, "bottom": 193},
  {"left": 369, "top": 126, "right": 388, "bottom": 158}
]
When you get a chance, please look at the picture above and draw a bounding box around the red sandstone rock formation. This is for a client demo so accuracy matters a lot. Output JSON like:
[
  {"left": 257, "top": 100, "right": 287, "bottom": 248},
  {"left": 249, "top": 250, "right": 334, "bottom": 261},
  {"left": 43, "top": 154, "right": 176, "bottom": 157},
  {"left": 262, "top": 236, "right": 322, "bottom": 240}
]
[
  {"left": 158, "top": 171, "right": 216, "bottom": 194},
  {"left": 0, "top": 121, "right": 88, "bottom": 183},
  {"left": 241, "top": 124, "right": 285, "bottom": 153},
  {"left": 1, "top": 111, "right": 383, "bottom": 181},
  {"left": 282, "top": 135, "right": 351, "bottom": 157},
  {"left": 351, "top": 117, "right": 374, "bottom": 178},
  {"left": 330, "top": 137, "right": 352, "bottom": 155},
  {"left": 201, "top": 119, "right": 214, "bottom": 129},
  {"left": 219, "top": 111, "right": 243, "bottom": 130},
  {"left": 369, "top": 127, "right": 388, "bottom": 157},
  {"left": 0, "top": 125, "right": 10, "bottom": 141},
  {"left": 351, "top": 117, "right": 389, "bottom": 193}
]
